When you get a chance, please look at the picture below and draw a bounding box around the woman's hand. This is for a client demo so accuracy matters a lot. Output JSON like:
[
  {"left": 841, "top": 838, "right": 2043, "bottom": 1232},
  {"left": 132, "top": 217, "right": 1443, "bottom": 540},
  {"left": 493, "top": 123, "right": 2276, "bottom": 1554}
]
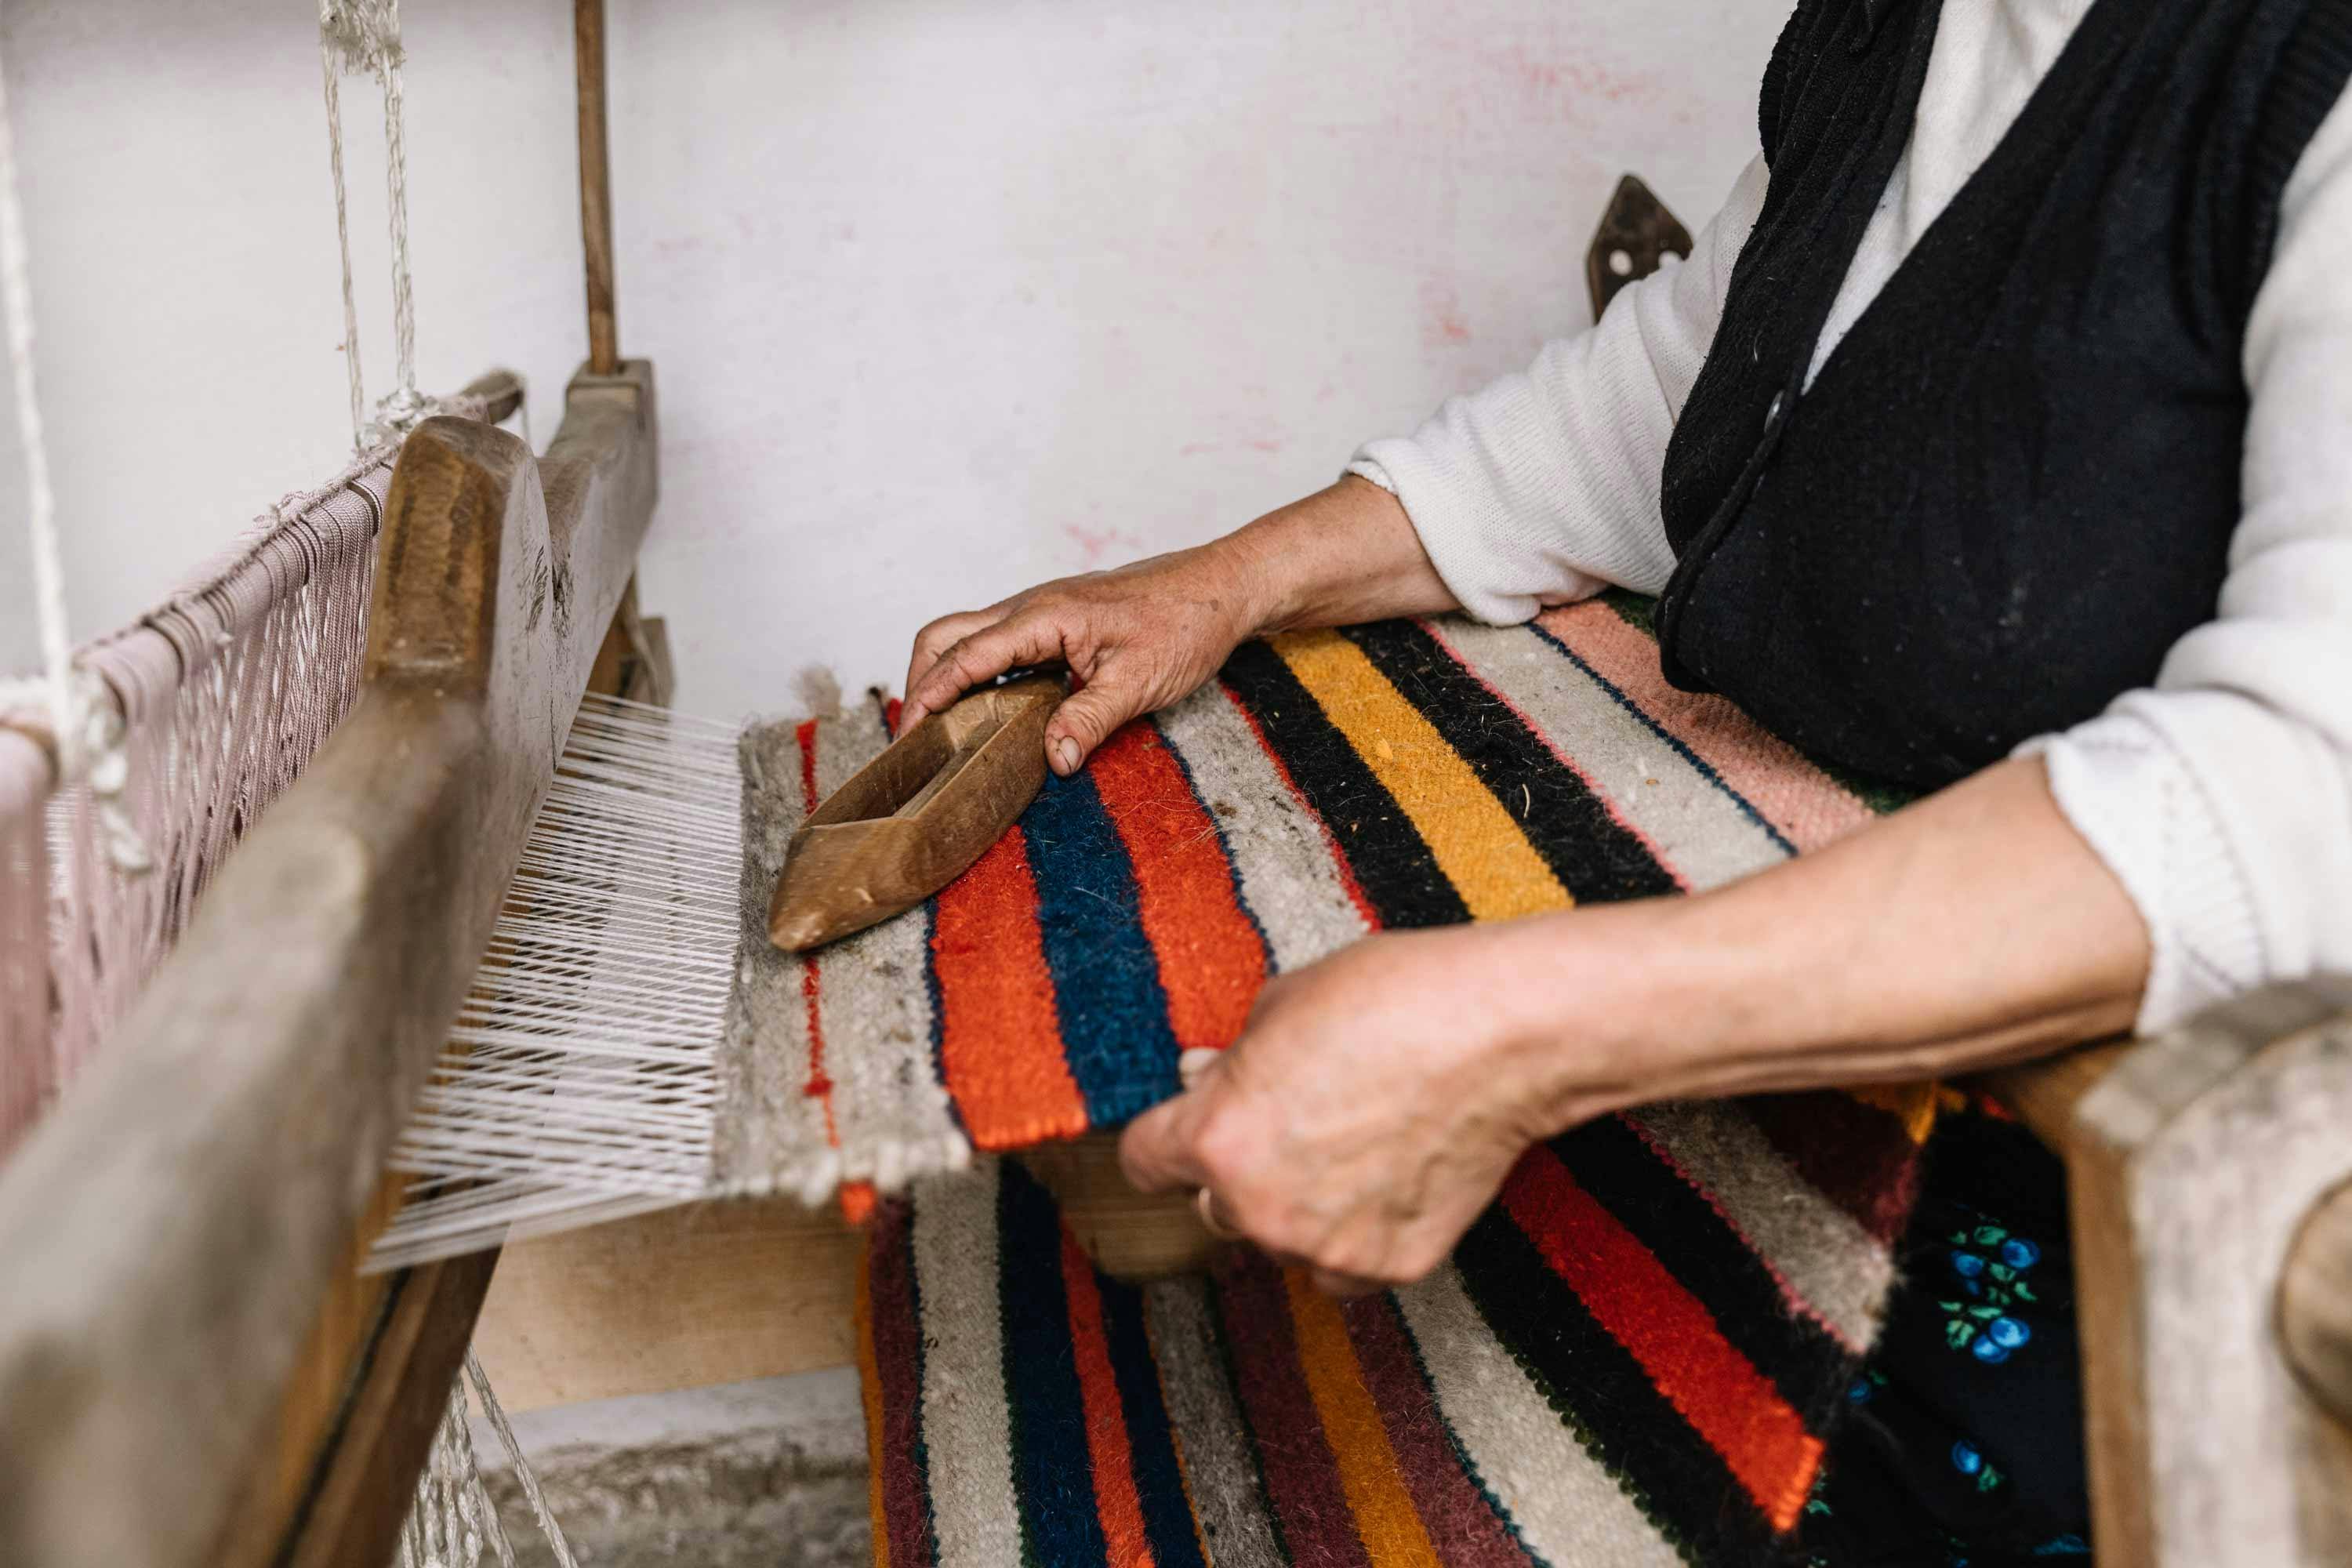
[
  {"left": 901, "top": 477, "right": 1458, "bottom": 773},
  {"left": 1116, "top": 759, "right": 2151, "bottom": 1296},
  {"left": 901, "top": 545, "right": 1265, "bottom": 775},
  {"left": 1118, "top": 922, "right": 1617, "bottom": 1296}
]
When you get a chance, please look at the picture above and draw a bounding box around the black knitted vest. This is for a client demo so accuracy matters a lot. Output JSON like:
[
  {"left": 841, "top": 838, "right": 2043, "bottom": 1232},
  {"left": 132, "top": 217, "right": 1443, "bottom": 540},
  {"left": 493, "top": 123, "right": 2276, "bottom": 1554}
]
[{"left": 1653, "top": 0, "right": 2352, "bottom": 789}]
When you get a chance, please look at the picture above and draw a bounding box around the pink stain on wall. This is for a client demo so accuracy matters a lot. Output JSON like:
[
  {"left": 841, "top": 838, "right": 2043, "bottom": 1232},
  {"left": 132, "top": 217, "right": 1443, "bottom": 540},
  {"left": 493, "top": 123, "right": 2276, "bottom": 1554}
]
[
  {"left": 1065, "top": 522, "right": 1145, "bottom": 564},
  {"left": 1420, "top": 277, "right": 1472, "bottom": 348}
]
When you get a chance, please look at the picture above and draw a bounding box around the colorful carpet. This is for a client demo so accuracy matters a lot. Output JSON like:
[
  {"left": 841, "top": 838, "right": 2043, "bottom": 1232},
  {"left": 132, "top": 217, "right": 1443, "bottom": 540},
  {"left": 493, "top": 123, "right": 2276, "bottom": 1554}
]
[
  {"left": 859, "top": 1109, "right": 1941, "bottom": 1568},
  {"left": 717, "top": 596, "right": 1915, "bottom": 1212}
]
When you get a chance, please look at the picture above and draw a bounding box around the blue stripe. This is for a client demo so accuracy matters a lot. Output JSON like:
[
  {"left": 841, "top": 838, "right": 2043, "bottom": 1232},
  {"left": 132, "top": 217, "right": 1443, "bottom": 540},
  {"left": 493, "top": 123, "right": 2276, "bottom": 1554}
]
[
  {"left": 1018, "top": 765, "right": 1183, "bottom": 1126},
  {"left": 1102, "top": 1270, "right": 1210, "bottom": 1568},
  {"left": 999, "top": 1161, "right": 1112, "bottom": 1568}
]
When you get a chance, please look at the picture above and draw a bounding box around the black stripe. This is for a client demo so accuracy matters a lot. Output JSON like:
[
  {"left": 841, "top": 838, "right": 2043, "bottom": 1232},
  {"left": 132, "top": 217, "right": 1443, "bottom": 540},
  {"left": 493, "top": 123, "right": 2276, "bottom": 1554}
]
[
  {"left": 1555, "top": 1117, "right": 1857, "bottom": 1426},
  {"left": 1454, "top": 1207, "right": 1777, "bottom": 1568},
  {"left": 1341, "top": 620, "right": 1679, "bottom": 905},
  {"left": 1217, "top": 639, "right": 1468, "bottom": 928},
  {"left": 998, "top": 1161, "right": 1113, "bottom": 1568},
  {"left": 1100, "top": 1273, "right": 1210, "bottom": 1568}
]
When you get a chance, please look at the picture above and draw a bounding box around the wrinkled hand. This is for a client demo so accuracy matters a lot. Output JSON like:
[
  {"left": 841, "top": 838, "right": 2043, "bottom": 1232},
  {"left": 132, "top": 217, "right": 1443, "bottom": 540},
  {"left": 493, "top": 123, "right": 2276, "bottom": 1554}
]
[
  {"left": 1119, "top": 924, "right": 1600, "bottom": 1296},
  {"left": 901, "top": 544, "right": 1265, "bottom": 775}
]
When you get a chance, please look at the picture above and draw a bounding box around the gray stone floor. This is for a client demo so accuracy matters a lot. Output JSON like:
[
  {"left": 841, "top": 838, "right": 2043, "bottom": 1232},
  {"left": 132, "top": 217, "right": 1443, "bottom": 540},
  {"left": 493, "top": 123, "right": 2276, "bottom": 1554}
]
[{"left": 471, "top": 1369, "right": 872, "bottom": 1567}]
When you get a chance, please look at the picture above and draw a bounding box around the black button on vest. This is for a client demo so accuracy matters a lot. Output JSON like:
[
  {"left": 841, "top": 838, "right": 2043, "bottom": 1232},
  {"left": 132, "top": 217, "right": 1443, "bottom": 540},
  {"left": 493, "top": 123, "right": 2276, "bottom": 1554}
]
[{"left": 1653, "top": 0, "right": 2352, "bottom": 790}]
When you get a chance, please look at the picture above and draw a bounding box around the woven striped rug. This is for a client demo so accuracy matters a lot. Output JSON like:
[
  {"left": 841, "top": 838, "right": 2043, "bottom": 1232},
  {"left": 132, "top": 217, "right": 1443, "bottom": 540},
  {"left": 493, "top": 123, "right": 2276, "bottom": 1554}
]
[
  {"left": 859, "top": 1104, "right": 1939, "bottom": 1568},
  {"left": 719, "top": 595, "right": 1915, "bottom": 1214}
]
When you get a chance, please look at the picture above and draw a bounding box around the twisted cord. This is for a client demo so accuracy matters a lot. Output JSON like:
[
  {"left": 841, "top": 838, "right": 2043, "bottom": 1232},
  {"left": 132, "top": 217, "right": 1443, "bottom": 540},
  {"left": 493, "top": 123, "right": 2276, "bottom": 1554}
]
[
  {"left": 318, "top": 47, "right": 368, "bottom": 448},
  {"left": 0, "top": 29, "right": 147, "bottom": 870}
]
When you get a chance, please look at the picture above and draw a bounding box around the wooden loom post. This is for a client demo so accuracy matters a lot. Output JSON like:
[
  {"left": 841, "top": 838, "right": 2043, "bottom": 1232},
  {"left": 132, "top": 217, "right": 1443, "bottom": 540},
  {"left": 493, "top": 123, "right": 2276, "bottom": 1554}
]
[
  {"left": 0, "top": 359, "right": 659, "bottom": 1568},
  {"left": 575, "top": 0, "right": 619, "bottom": 376}
]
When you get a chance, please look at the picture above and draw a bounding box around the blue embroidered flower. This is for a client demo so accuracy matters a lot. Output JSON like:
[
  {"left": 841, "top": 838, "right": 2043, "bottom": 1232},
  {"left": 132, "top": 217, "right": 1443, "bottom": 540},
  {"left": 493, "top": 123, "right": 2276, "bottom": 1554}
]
[
  {"left": 1940, "top": 1220, "right": 2043, "bottom": 1360},
  {"left": 1949, "top": 1439, "right": 2004, "bottom": 1493}
]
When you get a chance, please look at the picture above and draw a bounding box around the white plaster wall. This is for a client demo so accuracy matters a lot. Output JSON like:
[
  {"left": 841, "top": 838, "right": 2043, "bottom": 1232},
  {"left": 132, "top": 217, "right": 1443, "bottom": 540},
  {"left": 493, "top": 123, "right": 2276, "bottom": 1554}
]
[{"left": 0, "top": 0, "right": 1779, "bottom": 719}]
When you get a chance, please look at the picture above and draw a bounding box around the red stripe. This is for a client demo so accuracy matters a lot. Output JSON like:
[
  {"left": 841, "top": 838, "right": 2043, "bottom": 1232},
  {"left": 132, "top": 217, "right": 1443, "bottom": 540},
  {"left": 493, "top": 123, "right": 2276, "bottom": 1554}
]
[
  {"left": 930, "top": 824, "right": 1090, "bottom": 1148},
  {"left": 1498, "top": 1145, "right": 1823, "bottom": 1533},
  {"left": 1218, "top": 676, "right": 1384, "bottom": 933},
  {"left": 1210, "top": 1250, "right": 1374, "bottom": 1567},
  {"left": 797, "top": 721, "right": 843, "bottom": 1147},
  {"left": 1341, "top": 1294, "right": 1533, "bottom": 1568},
  {"left": 865, "top": 1202, "right": 938, "bottom": 1568},
  {"left": 1085, "top": 722, "right": 1267, "bottom": 1053},
  {"left": 1062, "top": 1230, "right": 1160, "bottom": 1568}
]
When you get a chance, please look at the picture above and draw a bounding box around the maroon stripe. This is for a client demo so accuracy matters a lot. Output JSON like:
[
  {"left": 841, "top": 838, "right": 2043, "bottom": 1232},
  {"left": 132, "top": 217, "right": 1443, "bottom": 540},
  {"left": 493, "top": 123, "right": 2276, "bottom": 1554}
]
[
  {"left": 867, "top": 1200, "right": 938, "bottom": 1568},
  {"left": 1212, "top": 1249, "right": 1374, "bottom": 1568},
  {"left": 1744, "top": 1091, "right": 1922, "bottom": 1244},
  {"left": 1341, "top": 1294, "right": 1534, "bottom": 1568}
]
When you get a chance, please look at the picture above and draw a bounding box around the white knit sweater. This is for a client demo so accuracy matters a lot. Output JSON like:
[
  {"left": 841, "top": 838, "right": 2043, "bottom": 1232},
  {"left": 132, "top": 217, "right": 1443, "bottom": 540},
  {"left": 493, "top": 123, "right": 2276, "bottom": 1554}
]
[{"left": 1350, "top": 0, "right": 2352, "bottom": 1034}]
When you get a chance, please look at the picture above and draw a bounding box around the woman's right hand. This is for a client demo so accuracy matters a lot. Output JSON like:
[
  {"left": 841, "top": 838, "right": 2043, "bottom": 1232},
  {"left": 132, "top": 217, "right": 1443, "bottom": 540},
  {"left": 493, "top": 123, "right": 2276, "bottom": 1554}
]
[
  {"left": 900, "top": 541, "right": 1268, "bottom": 776},
  {"left": 899, "top": 476, "right": 1456, "bottom": 775}
]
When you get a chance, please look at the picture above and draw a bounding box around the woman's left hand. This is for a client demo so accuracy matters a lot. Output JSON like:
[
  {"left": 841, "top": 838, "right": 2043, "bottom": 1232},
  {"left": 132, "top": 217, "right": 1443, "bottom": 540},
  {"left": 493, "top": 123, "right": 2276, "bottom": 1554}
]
[{"left": 1118, "top": 920, "right": 1621, "bottom": 1295}]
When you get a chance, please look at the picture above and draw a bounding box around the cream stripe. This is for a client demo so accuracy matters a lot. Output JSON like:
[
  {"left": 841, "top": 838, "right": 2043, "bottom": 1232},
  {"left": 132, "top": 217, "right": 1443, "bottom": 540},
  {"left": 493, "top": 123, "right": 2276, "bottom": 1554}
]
[
  {"left": 1155, "top": 682, "right": 1370, "bottom": 973},
  {"left": 1271, "top": 631, "right": 1568, "bottom": 921},
  {"left": 1623, "top": 1100, "right": 1896, "bottom": 1351},
  {"left": 815, "top": 706, "right": 970, "bottom": 1192},
  {"left": 712, "top": 719, "right": 836, "bottom": 1199},
  {"left": 909, "top": 1160, "right": 1025, "bottom": 1568},
  {"left": 1392, "top": 1265, "right": 1686, "bottom": 1568},
  {"left": 1428, "top": 619, "right": 1789, "bottom": 893},
  {"left": 1142, "top": 1276, "right": 1287, "bottom": 1568}
]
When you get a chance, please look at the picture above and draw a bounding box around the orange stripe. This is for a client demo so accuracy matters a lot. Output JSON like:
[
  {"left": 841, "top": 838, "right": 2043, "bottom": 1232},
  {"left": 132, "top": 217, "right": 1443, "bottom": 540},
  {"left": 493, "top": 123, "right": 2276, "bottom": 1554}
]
[
  {"left": 1283, "top": 1273, "right": 1444, "bottom": 1568},
  {"left": 1062, "top": 1231, "right": 1160, "bottom": 1568},
  {"left": 1086, "top": 722, "right": 1268, "bottom": 1054},
  {"left": 931, "top": 825, "right": 1089, "bottom": 1147},
  {"left": 1501, "top": 1145, "right": 1823, "bottom": 1531},
  {"left": 855, "top": 1249, "right": 895, "bottom": 1568},
  {"left": 1842, "top": 1081, "right": 1947, "bottom": 1145}
]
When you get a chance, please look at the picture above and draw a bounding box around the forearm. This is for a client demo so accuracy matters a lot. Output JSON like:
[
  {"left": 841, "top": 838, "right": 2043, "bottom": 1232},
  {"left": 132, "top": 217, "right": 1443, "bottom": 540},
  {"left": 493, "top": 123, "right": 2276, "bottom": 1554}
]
[
  {"left": 1501, "top": 757, "right": 2151, "bottom": 1120},
  {"left": 1219, "top": 475, "right": 1460, "bottom": 634}
]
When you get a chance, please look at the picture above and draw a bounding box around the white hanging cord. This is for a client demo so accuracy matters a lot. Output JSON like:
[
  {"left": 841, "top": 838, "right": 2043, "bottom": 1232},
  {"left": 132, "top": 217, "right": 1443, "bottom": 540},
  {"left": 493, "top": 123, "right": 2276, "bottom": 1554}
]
[
  {"left": 318, "top": 45, "right": 368, "bottom": 448},
  {"left": 319, "top": 0, "right": 428, "bottom": 442},
  {"left": 0, "top": 29, "right": 149, "bottom": 872},
  {"left": 465, "top": 1351, "right": 581, "bottom": 1568}
]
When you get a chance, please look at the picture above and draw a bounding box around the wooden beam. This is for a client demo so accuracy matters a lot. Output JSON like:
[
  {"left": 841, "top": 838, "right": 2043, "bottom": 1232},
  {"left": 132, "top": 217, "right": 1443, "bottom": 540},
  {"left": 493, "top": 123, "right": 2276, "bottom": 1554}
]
[
  {"left": 2282, "top": 1178, "right": 2352, "bottom": 1437},
  {"left": 575, "top": 0, "right": 619, "bottom": 376},
  {"left": 0, "top": 361, "right": 659, "bottom": 1568},
  {"left": 2057, "top": 979, "right": 2352, "bottom": 1565}
]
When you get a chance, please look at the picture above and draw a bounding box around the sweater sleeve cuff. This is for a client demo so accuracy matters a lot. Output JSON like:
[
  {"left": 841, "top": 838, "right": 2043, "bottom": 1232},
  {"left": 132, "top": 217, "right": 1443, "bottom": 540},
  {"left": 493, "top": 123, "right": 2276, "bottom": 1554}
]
[
  {"left": 2019, "top": 714, "right": 2270, "bottom": 1036},
  {"left": 1346, "top": 436, "right": 1604, "bottom": 626}
]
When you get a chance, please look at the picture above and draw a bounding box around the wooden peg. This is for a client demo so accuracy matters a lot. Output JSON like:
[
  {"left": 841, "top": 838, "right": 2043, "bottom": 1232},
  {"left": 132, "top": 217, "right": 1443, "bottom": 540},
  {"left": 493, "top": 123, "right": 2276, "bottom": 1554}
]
[
  {"left": 768, "top": 675, "right": 1062, "bottom": 952},
  {"left": 1585, "top": 173, "right": 1693, "bottom": 321}
]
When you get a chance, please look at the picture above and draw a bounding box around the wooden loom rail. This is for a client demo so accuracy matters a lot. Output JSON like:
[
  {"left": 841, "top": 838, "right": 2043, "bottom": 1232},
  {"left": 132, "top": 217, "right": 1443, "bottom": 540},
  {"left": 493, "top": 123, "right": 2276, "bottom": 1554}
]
[{"left": 0, "top": 359, "right": 659, "bottom": 1568}]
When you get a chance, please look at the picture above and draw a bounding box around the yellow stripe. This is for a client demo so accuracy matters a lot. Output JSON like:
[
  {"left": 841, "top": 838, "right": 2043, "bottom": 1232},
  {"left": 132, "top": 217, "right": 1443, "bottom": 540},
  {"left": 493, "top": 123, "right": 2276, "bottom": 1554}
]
[
  {"left": 1842, "top": 1080, "right": 1951, "bottom": 1145},
  {"left": 855, "top": 1250, "right": 894, "bottom": 1568},
  {"left": 1271, "top": 630, "right": 1569, "bottom": 920},
  {"left": 1283, "top": 1272, "right": 1444, "bottom": 1568}
]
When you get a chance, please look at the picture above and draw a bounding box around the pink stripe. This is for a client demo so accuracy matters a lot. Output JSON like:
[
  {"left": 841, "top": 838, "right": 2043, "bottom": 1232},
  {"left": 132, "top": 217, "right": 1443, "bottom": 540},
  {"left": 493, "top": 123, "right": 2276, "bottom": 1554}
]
[
  {"left": 1417, "top": 617, "right": 1693, "bottom": 894},
  {"left": 1535, "top": 602, "right": 1878, "bottom": 854}
]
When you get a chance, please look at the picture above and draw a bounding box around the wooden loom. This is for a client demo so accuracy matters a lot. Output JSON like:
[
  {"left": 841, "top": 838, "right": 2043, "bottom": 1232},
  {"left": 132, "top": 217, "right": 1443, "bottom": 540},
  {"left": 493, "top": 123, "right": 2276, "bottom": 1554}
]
[{"left": 0, "top": 20, "right": 2347, "bottom": 1566}]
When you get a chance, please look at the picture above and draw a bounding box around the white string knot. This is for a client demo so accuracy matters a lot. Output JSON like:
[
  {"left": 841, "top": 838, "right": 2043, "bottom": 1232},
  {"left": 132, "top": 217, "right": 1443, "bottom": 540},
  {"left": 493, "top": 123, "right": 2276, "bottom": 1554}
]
[{"left": 318, "top": 0, "right": 422, "bottom": 451}]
